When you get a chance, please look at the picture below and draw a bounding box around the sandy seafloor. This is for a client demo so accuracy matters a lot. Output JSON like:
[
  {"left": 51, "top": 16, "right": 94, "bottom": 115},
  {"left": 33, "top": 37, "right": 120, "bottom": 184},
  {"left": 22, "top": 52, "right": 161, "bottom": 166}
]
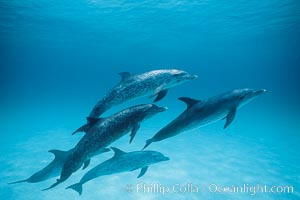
[{"left": 1, "top": 97, "right": 300, "bottom": 200}]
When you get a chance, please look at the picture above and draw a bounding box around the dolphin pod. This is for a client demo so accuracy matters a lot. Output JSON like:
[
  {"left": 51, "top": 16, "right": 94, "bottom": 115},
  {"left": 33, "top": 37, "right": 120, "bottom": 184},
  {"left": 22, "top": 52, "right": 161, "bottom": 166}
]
[
  {"left": 9, "top": 69, "right": 266, "bottom": 196},
  {"left": 43, "top": 104, "right": 167, "bottom": 190},
  {"left": 66, "top": 147, "right": 169, "bottom": 195},
  {"left": 143, "top": 88, "right": 266, "bottom": 149}
]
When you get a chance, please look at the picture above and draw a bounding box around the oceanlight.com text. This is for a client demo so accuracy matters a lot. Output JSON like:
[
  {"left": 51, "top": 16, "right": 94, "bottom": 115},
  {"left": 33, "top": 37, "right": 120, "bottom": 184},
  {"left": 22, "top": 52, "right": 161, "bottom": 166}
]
[
  {"left": 208, "top": 183, "right": 294, "bottom": 195},
  {"left": 125, "top": 183, "right": 294, "bottom": 196}
]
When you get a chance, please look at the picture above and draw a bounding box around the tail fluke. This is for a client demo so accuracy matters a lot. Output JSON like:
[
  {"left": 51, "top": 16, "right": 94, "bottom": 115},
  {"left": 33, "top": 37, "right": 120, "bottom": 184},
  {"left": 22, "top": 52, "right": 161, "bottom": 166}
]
[
  {"left": 42, "top": 179, "right": 61, "bottom": 191},
  {"left": 142, "top": 139, "right": 153, "bottom": 150},
  {"left": 66, "top": 183, "right": 83, "bottom": 196},
  {"left": 8, "top": 179, "right": 28, "bottom": 184}
]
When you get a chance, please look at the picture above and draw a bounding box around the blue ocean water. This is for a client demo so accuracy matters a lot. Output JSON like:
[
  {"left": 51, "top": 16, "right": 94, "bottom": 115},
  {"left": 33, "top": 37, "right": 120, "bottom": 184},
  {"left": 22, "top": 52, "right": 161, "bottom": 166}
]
[{"left": 1, "top": 0, "right": 300, "bottom": 199}]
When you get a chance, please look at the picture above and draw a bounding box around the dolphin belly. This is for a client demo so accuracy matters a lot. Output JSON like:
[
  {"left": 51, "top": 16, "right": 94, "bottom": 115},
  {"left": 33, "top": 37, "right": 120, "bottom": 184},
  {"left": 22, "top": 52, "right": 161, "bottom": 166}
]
[{"left": 143, "top": 107, "right": 228, "bottom": 149}]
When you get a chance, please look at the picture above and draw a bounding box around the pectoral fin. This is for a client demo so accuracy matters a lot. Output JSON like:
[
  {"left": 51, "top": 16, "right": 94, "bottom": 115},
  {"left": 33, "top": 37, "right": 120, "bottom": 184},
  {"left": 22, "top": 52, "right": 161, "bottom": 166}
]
[
  {"left": 129, "top": 123, "right": 140, "bottom": 144},
  {"left": 82, "top": 159, "right": 90, "bottom": 170},
  {"left": 154, "top": 89, "right": 168, "bottom": 102},
  {"left": 137, "top": 166, "right": 148, "bottom": 178},
  {"left": 150, "top": 84, "right": 167, "bottom": 102},
  {"left": 224, "top": 108, "right": 237, "bottom": 129}
]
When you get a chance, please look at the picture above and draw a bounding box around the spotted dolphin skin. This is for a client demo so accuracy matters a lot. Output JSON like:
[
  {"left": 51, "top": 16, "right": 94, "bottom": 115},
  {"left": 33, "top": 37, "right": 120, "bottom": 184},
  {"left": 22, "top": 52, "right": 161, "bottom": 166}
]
[
  {"left": 74, "top": 69, "right": 197, "bottom": 133},
  {"left": 43, "top": 104, "right": 167, "bottom": 190},
  {"left": 8, "top": 149, "right": 72, "bottom": 184},
  {"left": 143, "top": 88, "right": 266, "bottom": 149},
  {"left": 66, "top": 147, "right": 169, "bottom": 195}
]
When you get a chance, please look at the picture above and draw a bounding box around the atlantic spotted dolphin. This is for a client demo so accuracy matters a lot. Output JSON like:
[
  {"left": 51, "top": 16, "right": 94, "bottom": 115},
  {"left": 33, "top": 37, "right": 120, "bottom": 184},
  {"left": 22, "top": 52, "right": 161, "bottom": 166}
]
[
  {"left": 43, "top": 104, "right": 167, "bottom": 190},
  {"left": 9, "top": 149, "right": 72, "bottom": 184},
  {"left": 66, "top": 147, "right": 169, "bottom": 195},
  {"left": 74, "top": 69, "right": 197, "bottom": 133},
  {"left": 143, "top": 88, "right": 266, "bottom": 149}
]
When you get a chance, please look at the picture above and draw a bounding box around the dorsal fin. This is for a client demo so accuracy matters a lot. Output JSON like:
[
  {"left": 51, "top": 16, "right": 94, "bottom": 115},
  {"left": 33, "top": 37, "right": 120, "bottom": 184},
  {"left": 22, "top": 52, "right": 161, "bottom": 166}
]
[
  {"left": 111, "top": 147, "right": 126, "bottom": 158},
  {"left": 178, "top": 97, "right": 200, "bottom": 108},
  {"left": 73, "top": 117, "right": 104, "bottom": 135},
  {"left": 48, "top": 149, "right": 68, "bottom": 160},
  {"left": 118, "top": 72, "right": 133, "bottom": 82}
]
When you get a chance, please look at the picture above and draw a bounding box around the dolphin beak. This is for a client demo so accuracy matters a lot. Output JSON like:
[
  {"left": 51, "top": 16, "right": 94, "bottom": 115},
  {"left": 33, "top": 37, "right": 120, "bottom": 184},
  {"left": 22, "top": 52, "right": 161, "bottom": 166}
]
[
  {"left": 158, "top": 107, "right": 168, "bottom": 112},
  {"left": 254, "top": 89, "right": 267, "bottom": 96},
  {"left": 191, "top": 74, "right": 198, "bottom": 79},
  {"left": 163, "top": 156, "right": 170, "bottom": 161}
]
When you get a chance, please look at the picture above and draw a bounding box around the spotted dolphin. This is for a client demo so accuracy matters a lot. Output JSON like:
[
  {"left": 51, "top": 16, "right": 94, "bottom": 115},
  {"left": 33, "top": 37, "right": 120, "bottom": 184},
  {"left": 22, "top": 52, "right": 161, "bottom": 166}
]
[
  {"left": 74, "top": 69, "right": 197, "bottom": 133},
  {"left": 143, "top": 88, "right": 266, "bottom": 149},
  {"left": 8, "top": 149, "right": 72, "bottom": 184},
  {"left": 66, "top": 147, "right": 169, "bottom": 195},
  {"left": 43, "top": 104, "right": 167, "bottom": 190}
]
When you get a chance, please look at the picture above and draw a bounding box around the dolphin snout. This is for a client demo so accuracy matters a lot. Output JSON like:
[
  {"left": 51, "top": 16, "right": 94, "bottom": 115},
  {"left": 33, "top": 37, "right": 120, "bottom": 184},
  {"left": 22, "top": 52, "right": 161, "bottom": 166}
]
[
  {"left": 254, "top": 89, "right": 267, "bottom": 96},
  {"left": 190, "top": 74, "right": 198, "bottom": 80},
  {"left": 158, "top": 107, "right": 168, "bottom": 112},
  {"left": 163, "top": 156, "right": 170, "bottom": 161}
]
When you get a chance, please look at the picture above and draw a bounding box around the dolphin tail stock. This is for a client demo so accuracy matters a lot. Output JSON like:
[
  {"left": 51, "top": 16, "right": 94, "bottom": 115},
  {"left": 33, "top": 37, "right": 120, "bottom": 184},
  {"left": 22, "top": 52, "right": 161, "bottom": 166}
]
[
  {"left": 66, "top": 183, "right": 83, "bottom": 196},
  {"left": 142, "top": 138, "right": 153, "bottom": 150},
  {"left": 8, "top": 179, "right": 28, "bottom": 184}
]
